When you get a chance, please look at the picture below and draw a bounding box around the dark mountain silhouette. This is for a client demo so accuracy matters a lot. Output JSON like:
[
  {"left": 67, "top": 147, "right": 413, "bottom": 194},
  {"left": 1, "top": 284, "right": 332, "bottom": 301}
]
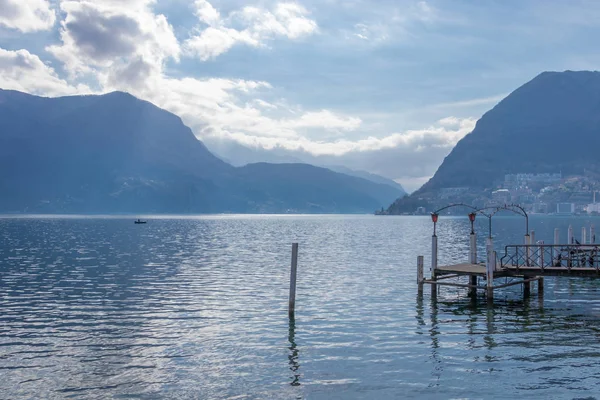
[
  {"left": 386, "top": 70, "right": 600, "bottom": 213},
  {"left": 237, "top": 163, "right": 401, "bottom": 212},
  {"left": 423, "top": 70, "right": 600, "bottom": 191},
  {"left": 0, "top": 89, "right": 402, "bottom": 213}
]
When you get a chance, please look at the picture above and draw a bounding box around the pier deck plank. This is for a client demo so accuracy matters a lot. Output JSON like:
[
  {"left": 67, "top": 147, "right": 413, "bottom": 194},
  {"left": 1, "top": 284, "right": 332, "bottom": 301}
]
[
  {"left": 435, "top": 263, "right": 487, "bottom": 276},
  {"left": 503, "top": 266, "right": 600, "bottom": 277},
  {"left": 436, "top": 264, "right": 600, "bottom": 278}
]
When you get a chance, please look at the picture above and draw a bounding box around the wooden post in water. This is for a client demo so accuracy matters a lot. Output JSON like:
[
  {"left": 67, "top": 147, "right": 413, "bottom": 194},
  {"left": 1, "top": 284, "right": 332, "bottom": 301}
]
[
  {"left": 417, "top": 256, "right": 424, "bottom": 295},
  {"left": 486, "top": 237, "right": 494, "bottom": 300},
  {"left": 470, "top": 232, "right": 477, "bottom": 264},
  {"left": 431, "top": 235, "right": 438, "bottom": 297},
  {"left": 554, "top": 228, "right": 560, "bottom": 264},
  {"left": 468, "top": 275, "right": 477, "bottom": 298},
  {"left": 530, "top": 231, "right": 535, "bottom": 266},
  {"left": 468, "top": 231, "right": 477, "bottom": 297},
  {"left": 568, "top": 225, "right": 574, "bottom": 244},
  {"left": 538, "top": 277, "right": 544, "bottom": 296},
  {"left": 582, "top": 226, "right": 587, "bottom": 245},
  {"left": 524, "top": 233, "right": 531, "bottom": 266},
  {"left": 523, "top": 279, "right": 531, "bottom": 298},
  {"left": 289, "top": 243, "right": 299, "bottom": 318},
  {"left": 591, "top": 225, "right": 596, "bottom": 244}
]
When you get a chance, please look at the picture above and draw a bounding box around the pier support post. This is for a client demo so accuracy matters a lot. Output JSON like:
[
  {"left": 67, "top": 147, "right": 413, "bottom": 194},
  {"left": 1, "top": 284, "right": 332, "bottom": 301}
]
[
  {"left": 486, "top": 237, "right": 494, "bottom": 301},
  {"left": 582, "top": 227, "right": 587, "bottom": 245},
  {"left": 525, "top": 233, "right": 531, "bottom": 266},
  {"left": 591, "top": 225, "right": 596, "bottom": 244},
  {"left": 417, "top": 256, "right": 424, "bottom": 295},
  {"left": 554, "top": 228, "right": 560, "bottom": 264},
  {"left": 289, "top": 243, "right": 299, "bottom": 318},
  {"left": 523, "top": 279, "right": 531, "bottom": 298},
  {"left": 538, "top": 277, "right": 544, "bottom": 296},
  {"left": 470, "top": 233, "right": 477, "bottom": 264},
  {"left": 431, "top": 235, "right": 438, "bottom": 298},
  {"left": 530, "top": 231, "right": 536, "bottom": 266},
  {"left": 568, "top": 225, "right": 574, "bottom": 244},
  {"left": 468, "top": 275, "right": 477, "bottom": 298}
]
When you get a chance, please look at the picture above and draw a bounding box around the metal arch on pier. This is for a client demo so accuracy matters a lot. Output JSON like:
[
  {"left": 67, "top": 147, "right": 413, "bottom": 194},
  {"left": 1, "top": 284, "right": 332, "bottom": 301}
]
[
  {"left": 432, "top": 203, "right": 478, "bottom": 215},
  {"left": 430, "top": 203, "right": 478, "bottom": 236},
  {"left": 476, "top": 204, "right": 529, "bottom": 238},
  {"left": 429, "top": 203, "right": 529, "bottom": 239}
]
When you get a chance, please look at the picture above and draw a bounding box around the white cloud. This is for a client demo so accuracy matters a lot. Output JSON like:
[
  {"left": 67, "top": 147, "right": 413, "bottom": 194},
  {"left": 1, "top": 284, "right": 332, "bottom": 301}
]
[
  {"left": 285, "top": 110, "right": 362, "bottom": 131},
  {"left": 252, "top": 99, "right": 278, "bottom": 110},
  {"left": 0, "top": 0, "right": 55, "bottom": 32},
  {"left": 217, "top": 117, "right": 476, "bottom": 156},
  {"left": 352, "top": 23, "right": 388, "bottom": 42},
  {"left": 431, "top": 94, "right": 506, "bottom": 110},
  {"left": 238, "top": 3, "right": 318, "bottom": 40},
  {"left": 47, "top": 0, "right": 179, "bottom": 78},
  {"left": 0, "top": 47, "right": 90, "bottom": 95},
  {"left": 194, "top": 0, "right": 221, "bottom": 26},
  {"left": 184, "top": 26, "right": 256, "bottom": 61},
  {"left": 185, "top": 1, "right": 317, "bottom": 61}
]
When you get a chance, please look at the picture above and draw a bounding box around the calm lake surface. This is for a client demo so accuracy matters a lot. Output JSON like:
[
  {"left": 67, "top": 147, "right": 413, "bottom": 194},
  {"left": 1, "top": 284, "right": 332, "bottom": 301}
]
[{"left": 2, "top": 214, "right": 600, "bottom": 399}]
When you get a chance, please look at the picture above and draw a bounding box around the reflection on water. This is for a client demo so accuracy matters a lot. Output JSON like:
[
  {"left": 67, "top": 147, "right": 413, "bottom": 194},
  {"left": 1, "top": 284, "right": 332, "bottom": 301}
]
[
  {"left": 2, "top": 215, "right": 600, "bottom": 398},
  {"left": 288, "top": 317, "right": 300, "bottom": 387}
]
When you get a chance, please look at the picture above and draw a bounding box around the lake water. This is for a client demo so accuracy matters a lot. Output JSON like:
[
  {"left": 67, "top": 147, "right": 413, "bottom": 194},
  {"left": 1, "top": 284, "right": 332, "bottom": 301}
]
[{"left": 2, "top": 214, "right": 600, "bottom": 399}]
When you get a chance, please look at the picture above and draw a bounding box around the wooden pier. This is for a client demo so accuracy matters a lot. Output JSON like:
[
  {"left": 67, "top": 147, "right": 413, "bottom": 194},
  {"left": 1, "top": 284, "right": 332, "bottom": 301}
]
[{"left": 417, "top": 204, "right": 600, "bottom": 302}]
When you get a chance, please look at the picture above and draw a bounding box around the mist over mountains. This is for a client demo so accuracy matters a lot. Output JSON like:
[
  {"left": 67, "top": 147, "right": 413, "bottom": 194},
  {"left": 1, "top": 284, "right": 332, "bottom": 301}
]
[{"left": 0, "top": 89, "right": 403, "bottom": 214}]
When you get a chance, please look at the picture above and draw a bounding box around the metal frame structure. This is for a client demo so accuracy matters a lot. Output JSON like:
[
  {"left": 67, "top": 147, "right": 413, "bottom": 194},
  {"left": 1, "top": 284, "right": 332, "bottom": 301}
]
[{"left": 430, "top": 203, "right": 529, "bottom": 239}]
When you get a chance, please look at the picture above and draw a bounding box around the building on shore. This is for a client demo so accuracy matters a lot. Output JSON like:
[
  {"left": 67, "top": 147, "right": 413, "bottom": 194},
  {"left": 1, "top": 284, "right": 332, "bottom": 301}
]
[{"left": 556, "top": 202, "right": 575, "bottom": 215}]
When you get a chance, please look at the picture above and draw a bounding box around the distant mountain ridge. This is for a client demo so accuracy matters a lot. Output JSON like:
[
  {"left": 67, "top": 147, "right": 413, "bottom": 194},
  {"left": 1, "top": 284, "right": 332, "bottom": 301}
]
[
  {"left": 205, "top": 139, "right": 406, "bottom": 194},
  {"left": 324, "top": 165, "right": 406, "bottom": 193},
  {"left": 386, "top": 70, "right": 600, "bottom": 213},
  {"left": 0, "top": 89, "right": 403, "bottom": 213}
]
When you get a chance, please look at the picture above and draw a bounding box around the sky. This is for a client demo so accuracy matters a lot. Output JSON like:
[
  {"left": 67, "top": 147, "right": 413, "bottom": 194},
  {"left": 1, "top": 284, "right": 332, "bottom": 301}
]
[{"left": 1, "top": 0, "right": 600, "bottom": 192}]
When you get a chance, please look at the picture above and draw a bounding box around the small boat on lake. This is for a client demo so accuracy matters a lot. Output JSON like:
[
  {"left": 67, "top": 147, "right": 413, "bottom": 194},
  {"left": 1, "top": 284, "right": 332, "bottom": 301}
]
[{"left": 134, "top": 219, "right": 147, "bottom": 224}]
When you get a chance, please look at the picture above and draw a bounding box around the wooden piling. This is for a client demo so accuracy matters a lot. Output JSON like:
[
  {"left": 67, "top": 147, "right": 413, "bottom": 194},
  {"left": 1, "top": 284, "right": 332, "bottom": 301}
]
[
  {"left": 470, "top": 233, "right": 477, "bottom": 264},
  {"left": 431, "top": 235, "right": 438, "bottom": 272},
  {"left": 523, "top": 279, "right": 531, "bottom": 298},
  {"left": 554, "top": 228, "right": 560, "bottom": 262},
  {"left": 486, "top": 237, "right": 494, "bottom": 301},
  {"left": 568, "top": 225, "right": 574, "bottom": 244},
  {"left": 538, "top": 276, "right": 544, "bottom": 296},
  {"left": 431, "top": 235, "right": 438, "bottom": 297},
  {"left": 468, "top": 275, "right": 477, "bottom": 297},
  {"left": 524, "top": 233, "right": 531, "bottom": 266},
  {"left": 289, "top": 243, "right": 299, "bottom": 318},
  {"left": 530, "top": 231, "right": 535, "bottom": 266},
  {"left": 417, "top": 256, "right": 424, "bottom": 295}
]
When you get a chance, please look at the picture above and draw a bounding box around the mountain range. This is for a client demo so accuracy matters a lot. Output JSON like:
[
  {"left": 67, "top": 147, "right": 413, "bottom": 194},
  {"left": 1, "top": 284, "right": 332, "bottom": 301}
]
[
  {"left": 386, "top": 70, "right": 600, "bottom": 214},
  {"left": 0, "top": 89, "right": 403, "bottom": 214}
]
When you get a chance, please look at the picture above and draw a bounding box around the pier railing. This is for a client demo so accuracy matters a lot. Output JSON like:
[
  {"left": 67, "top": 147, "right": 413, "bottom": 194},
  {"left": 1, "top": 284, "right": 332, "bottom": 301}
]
[{"left": 500, "top": 244, "right": 600, "bottom": 270}]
